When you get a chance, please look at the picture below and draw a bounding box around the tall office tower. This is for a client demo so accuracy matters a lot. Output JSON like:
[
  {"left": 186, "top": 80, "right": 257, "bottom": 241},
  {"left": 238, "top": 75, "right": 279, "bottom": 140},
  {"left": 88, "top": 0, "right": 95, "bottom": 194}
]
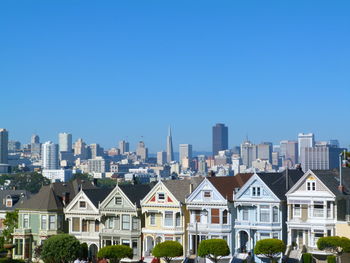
[
  {"left": 197, "top": 155, "right": 207, "bottom": 175},
  {"left": 272, "top": 152, "right": 280, "bottom": 167},
  {"left": 136, "top": 141, "right": 148, "bottom": 161},
  {"left": 157, "top": 151, "right": 167, "bottom": 165},
  {"left": 58, "top": 132, "right": 72, "bottom": 152},
  {"left": 8, "top": 141, "right": 21, "bottom": 152},
  {"left": 74, "top": 138, "right": 87, "bottom": 159},
  {"left": 240, "top": 141, "right": 257, "bottom": 168},
  {"left": 0, "top": 129, "right": 9, "bottom": 164},
  {"left": 166, "top": 127, "right": 174, "bottom": 163},
  {"left": 298, "top": 133, "right": 314, "bottom": 170},
  {"left": 257, "top": 142, "right": 273, "bottom": 163},
  {"left": 31, "top": 134, "right": 40, "bottom": 144},
  {"left": 328, "top": 140, "right": 340, "bottom": 148},
  {"left": 280, "top": 140, "right": 298, "bottom": 167},
  {"left": 41, "top": 141, "right": 59, "bottom": 170},
  {"left": 90, "top": 143, "right": 103, "bottom": 159},
  {"left": 119, "top": 140, "right": 130, "bottom": 154},
  {"left": 212, "top": 123, "right": 228, "bottom": 156},
  {"left": 179, "top": 144, "right": 192, "bottom": 164},
  {"left": 302, "top": 145, "right": 344, "bottom": 171}
]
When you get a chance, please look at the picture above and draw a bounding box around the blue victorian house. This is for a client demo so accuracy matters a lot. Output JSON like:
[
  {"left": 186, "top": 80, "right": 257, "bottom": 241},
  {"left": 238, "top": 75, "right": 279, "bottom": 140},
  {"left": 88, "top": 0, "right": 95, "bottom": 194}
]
[{"left": 233, "top": 169, "right": 303, "bottom": 262}]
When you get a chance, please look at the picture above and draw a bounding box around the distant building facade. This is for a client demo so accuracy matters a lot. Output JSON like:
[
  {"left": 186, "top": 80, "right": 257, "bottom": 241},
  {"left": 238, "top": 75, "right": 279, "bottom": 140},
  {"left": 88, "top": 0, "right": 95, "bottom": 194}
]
[{"left": 212, "top": 123, "right": 228, "bottom": 156}]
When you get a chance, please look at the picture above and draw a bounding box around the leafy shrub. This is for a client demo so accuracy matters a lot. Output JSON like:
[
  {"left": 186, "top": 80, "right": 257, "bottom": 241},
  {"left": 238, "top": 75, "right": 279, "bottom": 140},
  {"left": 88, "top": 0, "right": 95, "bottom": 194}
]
[
  {"left": 254, "top": 238, "right": 285, "bottom": 261},
  {"left": 97, "top": 245, "right": 133, "bottom": 263},
  {"left": 302, "top": 253, "right": 312, "bottom": 263},
  {"left": 327, "top": 255, "right": 336, "bottom": 263},
  {"left": 198, "top": 239, "right": 230, "bottom": 263},
  {"left": 152, "top": 241, "right": 183, "bottom": 263},
  {"left": 41, "top": 234, "right": 81, "bottom": 263},
  {"left": 0, "top": 259, "right": 25, "bottom": 263}
]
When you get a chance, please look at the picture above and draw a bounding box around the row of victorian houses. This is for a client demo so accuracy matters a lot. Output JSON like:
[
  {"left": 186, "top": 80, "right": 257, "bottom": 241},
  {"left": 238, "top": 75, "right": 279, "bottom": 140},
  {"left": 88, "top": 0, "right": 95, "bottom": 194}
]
[{"left": 8, "top": 168, "right": 350, "bottom": 263}]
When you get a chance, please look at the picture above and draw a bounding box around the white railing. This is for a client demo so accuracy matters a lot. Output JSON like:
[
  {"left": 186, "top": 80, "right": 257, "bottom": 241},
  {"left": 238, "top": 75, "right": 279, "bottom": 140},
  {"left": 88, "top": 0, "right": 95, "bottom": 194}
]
[
  {"left": 313, "top": 209, "right": 324, "bottom": 218},
  {"left": 187, "top": 223, "right": 231, "bottom": 231}
]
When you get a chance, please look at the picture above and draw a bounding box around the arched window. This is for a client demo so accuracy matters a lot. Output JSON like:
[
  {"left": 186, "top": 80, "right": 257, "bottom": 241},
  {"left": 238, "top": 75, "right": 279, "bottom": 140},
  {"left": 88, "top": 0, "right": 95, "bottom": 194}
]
[
  {"left": 273, "top": 206, "right": 279, "bottom": 222},
  {"left": 222, "top": 210, "right": 228, "bottom": 224}
]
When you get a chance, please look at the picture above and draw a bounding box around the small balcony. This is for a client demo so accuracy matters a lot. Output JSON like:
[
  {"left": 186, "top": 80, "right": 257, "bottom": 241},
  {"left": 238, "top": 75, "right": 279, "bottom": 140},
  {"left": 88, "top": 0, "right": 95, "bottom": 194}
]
[
  {"left": 234, "top": 220, "right": 281, "bottom": 228},
  {"left": 187, "top": 223, "right": 231, "bottom": 232},
  {"left": 13, "top": 228, "right": 32, "bottom": 236}
]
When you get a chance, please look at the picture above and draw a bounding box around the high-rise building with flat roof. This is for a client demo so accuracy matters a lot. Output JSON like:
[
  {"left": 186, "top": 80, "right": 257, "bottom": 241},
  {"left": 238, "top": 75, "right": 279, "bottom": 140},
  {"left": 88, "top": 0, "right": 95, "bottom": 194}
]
[
  {"left": 90, "top": 143, "right": 103, "bottom": 159},
  {"left": 298, "top": 133, "right": 315, "bottom": 168},
  {"left": 41, "top": 141, "right": 59, "bottom": 170},
  {"left": 179, "top": 144, "right": 192, "bottom": 165},
  {"left": 31, "top": 134, "right": 40, "bottom": 144},
  {"left": 119, "top": 140, "right": 130, "bottom": 154},
  {"left": 302, "top": 145, "right": 344, "bottom": 171},
  {"left": 157, "top": 151, "right": 167, "bottom": 165},
  {"left": 240, "top": 140, "right": 257, "bottom": 168},
  {"left": 74, "top": 138, "right": 88, "bottom": 159},
  {"left": 280, "top": 140, "right": 298, "bottom": 167},
  {"left": 59, "top": 132, "right": 72, "bottom": 152},
  {"left": 0, "top": 129, "right": 9, "bottom": 165},
  {"left": 166, "top": 127, "right": 174, "bottom": 163},
  {"left": 212, "top": 123, "right": 228, "bottom": 156},
  {"left": 136, "top": 141, "right": 148, "bottom": 162},
  {"left": 257, "top": 142, "right": 273, "bottom": 163}
]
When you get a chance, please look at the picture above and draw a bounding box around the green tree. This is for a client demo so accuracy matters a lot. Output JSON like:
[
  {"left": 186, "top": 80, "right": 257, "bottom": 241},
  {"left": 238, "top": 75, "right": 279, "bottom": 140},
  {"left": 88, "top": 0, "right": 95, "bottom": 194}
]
[
  {"left": 302, "top": 253, "right": 312, "bottom": 263},
  {"left": 317, "top": 236, "right": 350, "bottom": 258},
  {"left": 198, "top": 239, "right": 230, "bottom": 263},
  {"left": 254, "top": 238, "right": 285, "bottom": 263},
  {"left": 152, "top": 241, "right": 183, "bottom": 263},
  {"left": 0, "top": 172, "right": 50, "bottom": 193},
  {"left": 97, "top": 178, "right": 117, "bottom": 188},
  {"left": 80, "top": 243, "right": 89, "bottom": 259},
  {"left": 41, "top": 234, "right": 81, "bottom": 263},
  {"left": 2, "top": 211, "right": 18, "bottom": 243},
  {"left": 69, "top": 173, "right": 92, "bottom": 182},
  {"left": 97, "top": 245, "right": 133, "bottom": 263},
  {"left": 327, "top": 255, "right": 336, "bottom": 263}
]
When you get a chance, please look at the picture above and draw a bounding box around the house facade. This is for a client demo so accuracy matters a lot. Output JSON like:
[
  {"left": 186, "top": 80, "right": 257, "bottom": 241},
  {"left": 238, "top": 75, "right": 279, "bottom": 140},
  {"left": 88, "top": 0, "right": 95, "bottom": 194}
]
[
  {"left": 99, "top": 184, "right": 153, "bottom": 261},
  {"left": 286, "top": 169, "right": 350, "bottom": 256},
  {"left": 12, "top": 180, "right": 95, "bottom": 260},
  {"left": 141, "top": 178, "right": 203, "bottom": 258},
  {"left": 233, "top": 170, "right": 303, "bottom": 262},
  {"left": 64, "top": 188, "right": 112, "bottom": 259},
  {"left": 185, "top": 174, "right": 253, "bottom": 256}
]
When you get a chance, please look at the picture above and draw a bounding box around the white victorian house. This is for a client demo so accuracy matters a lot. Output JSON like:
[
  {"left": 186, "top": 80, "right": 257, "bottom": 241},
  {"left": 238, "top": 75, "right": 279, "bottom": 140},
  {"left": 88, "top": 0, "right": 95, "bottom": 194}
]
[
  {"left": 286, "top": 169, "right": 350, "bottom": 258},
  {"left": 185, "top": 174, "right": 252, "bottom": 256},
  {"left": 64, "top": 188, "right": 112, "bottom": 259}
]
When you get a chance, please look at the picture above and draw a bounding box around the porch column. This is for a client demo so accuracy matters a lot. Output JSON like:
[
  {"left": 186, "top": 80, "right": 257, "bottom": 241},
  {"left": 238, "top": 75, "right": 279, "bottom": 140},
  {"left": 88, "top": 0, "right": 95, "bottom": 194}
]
[
  {"left": 331, "top": 202, "right": 334, "bottom": 219},
  {"left": 323, "top": 201, "right": 327, "bottom": 219},
  {"left": 302, "top": 230, "right": 306, "bottom": 246},
  {"left": 287, "top": 205, "right": 290, "bottom": 221},
  {"left": 287, "top": 230, "right": 291, "bottom": 246}
]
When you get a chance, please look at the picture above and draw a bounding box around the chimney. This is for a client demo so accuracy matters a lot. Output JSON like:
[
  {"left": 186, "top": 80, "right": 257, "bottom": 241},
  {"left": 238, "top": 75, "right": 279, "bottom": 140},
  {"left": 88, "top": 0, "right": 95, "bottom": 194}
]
[
  {"left": 285, "top": 168, "right": 289, "bottom": 191},
  {"left": 93, "top": 178, "right": 98, "bottom": 186},
  {"left": 208, "top": 171, "right": 215, "bottom": 177},
  {"left": 338, "top": 185, "right": 345, "bottom": 193},
  {"left": 62, "top": 192, "right": 70, "bottom": 206},
  {"left": 189, "top": 183, "right": 193, "bottom": 194}
]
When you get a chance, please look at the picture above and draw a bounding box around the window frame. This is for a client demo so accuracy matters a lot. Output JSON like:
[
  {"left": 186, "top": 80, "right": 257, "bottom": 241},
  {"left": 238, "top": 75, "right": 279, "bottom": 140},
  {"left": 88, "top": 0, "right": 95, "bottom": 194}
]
[
  {"left": 79, "top": 201, "right": 87, "bottom": 209},
  {"left": 164, "top": 211, "right": 174, "bottom": 227},
  {"left": 115, "top": 196, "right": 122, "bottom": 205},
  {"left": 260, "top": 205, "right": 270, "bottom": 223}
]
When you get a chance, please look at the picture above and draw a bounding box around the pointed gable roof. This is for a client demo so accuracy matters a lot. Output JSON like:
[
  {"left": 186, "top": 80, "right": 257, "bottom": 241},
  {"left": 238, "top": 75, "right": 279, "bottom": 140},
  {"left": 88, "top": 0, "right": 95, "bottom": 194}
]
[
  {"left": 311, "top": 169, "right": 350, "bottom": 196},
  {"left": 83, "top": 188, "right": 113, "bottom": 207},
  {"left": 257, "top": 169, "right": 304, "bottom": 200},
  {"left": 119, "top": 183, "right": 155, "bottom": 207},
  {"left": 163, "top": 177, "right": 204, "bottom": 203},
  {"left": 18, "top": 185, "right": 63, "bottom": 211},
  {"left": 208, "top": 173, "right": 253, "bottom": 201}
]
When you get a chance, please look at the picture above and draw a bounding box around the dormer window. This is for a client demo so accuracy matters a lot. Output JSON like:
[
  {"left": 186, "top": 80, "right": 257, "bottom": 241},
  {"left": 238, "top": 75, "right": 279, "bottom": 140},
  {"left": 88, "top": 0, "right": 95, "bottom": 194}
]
[
  {"left": 203, "top": 191, "right": 211, "bottom": 198},
  {"left": 158, "top": 193, "right": 165, "bottom": 201},
  {"left": 307, "top": 181, "right": 316, "bottom": 191},
  {"left": 79, "top": 201, "right": 86, "bottom": 208},
  {"left": 5, "top": 196, "right": 12, "bottom": 207},
  {"left": 115, "top": 197, "right": 122, "bottom": 205},
  {"left": 252, "top": 187, "right": 261, "bottom": 197}
]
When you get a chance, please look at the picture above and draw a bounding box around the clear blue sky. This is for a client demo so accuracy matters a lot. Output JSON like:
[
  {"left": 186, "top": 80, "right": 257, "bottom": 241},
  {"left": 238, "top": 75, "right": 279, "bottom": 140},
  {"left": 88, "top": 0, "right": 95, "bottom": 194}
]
[{"left": 1, "top": 0, "right": 349, "bottom": 152}]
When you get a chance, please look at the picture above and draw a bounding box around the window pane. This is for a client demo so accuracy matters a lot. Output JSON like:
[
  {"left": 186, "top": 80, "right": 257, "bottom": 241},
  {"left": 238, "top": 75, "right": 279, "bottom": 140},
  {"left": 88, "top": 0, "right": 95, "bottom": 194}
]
[
  {"left": 175, "top": 213, "right": 181, "bottom": 226},
  {"left": 41, "top": 215, "right": 47, "bottom": 230},
  {"left": 164, "top": 212, "right": 173, "bottom": 226},
  {"left": 72, "top": 217, "right": 80, "bottom": 232},
  {"left": 49, "top": 215, "right": 56, "bottom": 230},
  {"left": 82, "top": 220, "right": 88, "bottom": 232},
  {"left": 122, "top": 215, "right": 130, "bottom": 230},
  {"left": 222, "top": 210, "right": 228, "bottom": 224},
  {"left": 273, "top": 207, "right": 279, "bottom": 222},
  {"left": 211, "top": 209, "right": 219, "bottom": 224},
  {"left": 132, "top": 217, "right": 138, "bottom": 230},
  {"left": 150, "top": 213, "right": 155, "bottom": 225}
]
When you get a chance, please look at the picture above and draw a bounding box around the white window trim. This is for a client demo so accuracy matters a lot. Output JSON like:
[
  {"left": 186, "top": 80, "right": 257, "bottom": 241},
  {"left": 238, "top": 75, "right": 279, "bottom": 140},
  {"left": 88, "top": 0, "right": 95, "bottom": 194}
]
[
  {"left": 79, "top": 200, "right": 87, "bottom": 209},
  {"left": 307, "top": 180, "right": 316, "bottom": 191},
  {"left": 40, "top": 214, "right": 47, "bottom": 230},
  {"left": 164, "top": 211, "right": 174, "bottom": 227},
  {"left": 293, "top": 204, "right": 301, "bottom": 218},
  {"left": 115, "top": 196, "right": 123, "bottom": 205},
  {"left": 149, "top": 213, "right": 156, "bottom": 226},
  {"left": 157, "top": 193, "right": 165, "bottom": 202}
]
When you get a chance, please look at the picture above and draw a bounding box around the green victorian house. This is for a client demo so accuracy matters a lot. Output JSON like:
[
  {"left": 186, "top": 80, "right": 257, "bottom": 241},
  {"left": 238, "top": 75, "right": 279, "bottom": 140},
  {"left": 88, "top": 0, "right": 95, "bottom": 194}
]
[{"left": 12, "top": 179, "right": 95, "bottom": 260}]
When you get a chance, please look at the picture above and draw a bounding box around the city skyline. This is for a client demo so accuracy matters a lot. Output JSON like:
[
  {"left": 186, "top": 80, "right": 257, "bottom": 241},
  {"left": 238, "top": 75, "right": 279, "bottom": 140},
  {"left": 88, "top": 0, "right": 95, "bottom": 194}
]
[{"left": 1, "top": 1, "right": 350, "bottom": 151}]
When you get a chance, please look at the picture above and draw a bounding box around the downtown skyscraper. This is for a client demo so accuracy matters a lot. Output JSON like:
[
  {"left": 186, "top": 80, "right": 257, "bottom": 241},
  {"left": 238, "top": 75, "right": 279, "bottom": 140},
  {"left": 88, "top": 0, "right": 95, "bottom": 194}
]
[
  {"left": 166, "top": 127, "right": 174, "bottom": 163},
  {"left": 212, "top": 123, "right": 228, "bottom": 156}
]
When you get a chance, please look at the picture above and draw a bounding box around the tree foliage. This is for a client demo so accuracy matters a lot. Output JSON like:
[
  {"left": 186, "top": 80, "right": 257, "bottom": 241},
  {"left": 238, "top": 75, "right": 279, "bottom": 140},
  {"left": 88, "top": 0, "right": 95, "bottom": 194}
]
[
  {"left": 2, "top": 211, "right": 18, "bottom": 243},
  {"left": 302, "top": 253, "right": 312, "bottom": 263},
  {"left": 198, "top": 239, "right": 230, "bottom": 263},
  {"left": 152, "top": 241, "right": 183, "bottom": 263},
  {"left": 41, "top": 234, "right": 81, "bottom": 263},
  {"left": 254, "top": 239, "right": 285, "bottom": 262},
  {"left": 69, "top": 173, "right": 92, "bottom": 182},
  {"left": 0, "top": 172, "right": 50, "bottom": 193},
  {"left": 80, "top": 243, "right": 89, "bottom": 259},
  {"left": 317, "top": 236, "right": 350, "bottom": 255},
  {"left": 97, "top": 245, "right": 133, "bottom": 263}
]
